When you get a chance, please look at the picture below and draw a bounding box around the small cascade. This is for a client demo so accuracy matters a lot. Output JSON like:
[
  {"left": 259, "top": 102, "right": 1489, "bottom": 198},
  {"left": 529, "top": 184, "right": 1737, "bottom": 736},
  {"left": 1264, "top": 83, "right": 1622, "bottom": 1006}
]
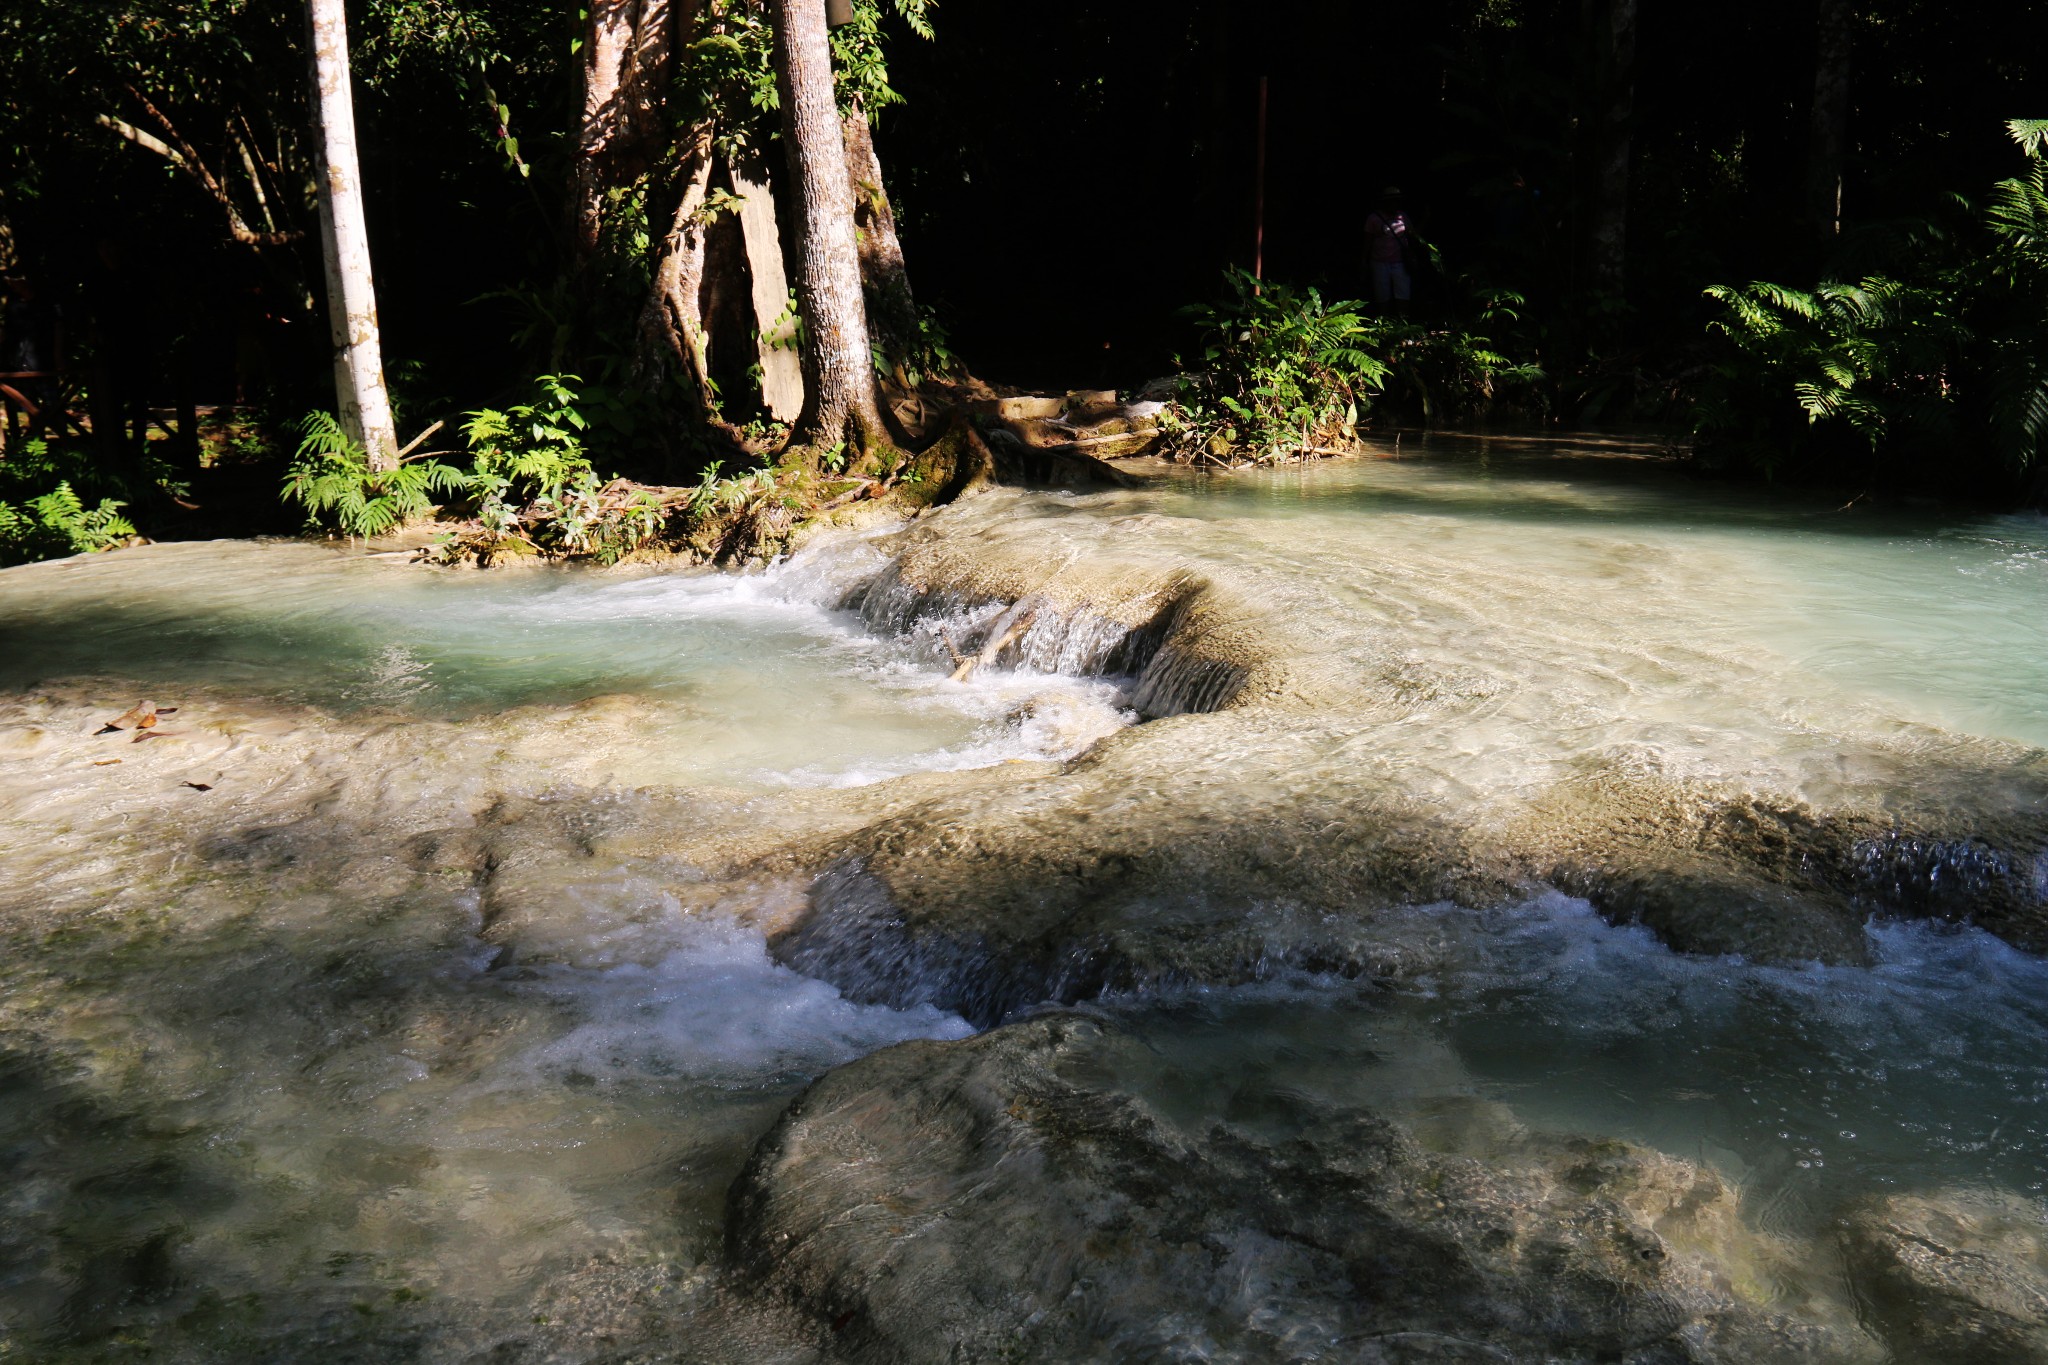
[
  {"left": 831, "top": 545, "right": 1251, "bottom": 717},
  {"left": 1847, "top": 832, "right": 2048, "bottom": 928}
]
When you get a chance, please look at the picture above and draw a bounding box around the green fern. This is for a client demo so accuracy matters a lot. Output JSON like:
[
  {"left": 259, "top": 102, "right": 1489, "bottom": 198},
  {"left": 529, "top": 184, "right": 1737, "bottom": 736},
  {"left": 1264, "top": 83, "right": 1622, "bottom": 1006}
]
[
  {"left": 0, "top": 479, "right": 135, "bottom": 565},
  {"left": 1168, "top": 269, "right": 1539, "bottom": 463},
  {"left": 1702, "top": 122, "right": 2048, "bottom": 480},
  {"left": 282, "top": 411, "right": 465, "bottom": 539}
]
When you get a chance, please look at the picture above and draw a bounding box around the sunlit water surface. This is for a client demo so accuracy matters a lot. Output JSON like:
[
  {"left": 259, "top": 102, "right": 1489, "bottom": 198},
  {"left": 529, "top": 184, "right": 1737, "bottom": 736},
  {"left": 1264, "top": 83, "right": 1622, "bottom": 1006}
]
[{"left": 0, "top": 444, "right": 2044, "bottom": 1359}]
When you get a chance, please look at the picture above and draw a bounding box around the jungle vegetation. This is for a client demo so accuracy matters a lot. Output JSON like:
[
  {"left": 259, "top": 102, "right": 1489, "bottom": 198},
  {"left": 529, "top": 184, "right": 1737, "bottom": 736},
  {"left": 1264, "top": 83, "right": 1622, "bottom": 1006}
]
[{"left": 1, "top": 0, "right": 2044, "bottom": 565}]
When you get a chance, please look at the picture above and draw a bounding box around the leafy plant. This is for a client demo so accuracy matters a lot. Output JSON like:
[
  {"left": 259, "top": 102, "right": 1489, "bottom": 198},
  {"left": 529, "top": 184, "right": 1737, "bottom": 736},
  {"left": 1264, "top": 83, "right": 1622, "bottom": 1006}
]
[
  {"left": 282, "top": 411, "right": 466, "bottom": 538},
  {"left": 1696, "top": 120, "right": 2048, "bottom": 490},
  {"left": 426, "top": 375, "right": 677, "bottom": 565},
  {"left": 1164, "top": 269, "right": 1390, "bottom": 465},
  {"left": 1696, "top": 277, "right": 1963, "bottom": 472},
  {"left": 1369, "top": 288, "right": 1546, "bottom": 425},
  {"left": 1163, "top": 269, "right": 1545, "bottom": 466},
  {"left": 460, "top": 373, "right": 596, "bottom": 500},
  {"left": 0, "top": 465, "right": 136, "bottom": 566},
  {"left": 521, "top": 470, "right": 672, "bottom": 565},
  {"left": 875, "top": 301, "right": 960, "bottom": 390},
  {"left": 1979, "top": 121, "right": 2048, "bottom": 474}
]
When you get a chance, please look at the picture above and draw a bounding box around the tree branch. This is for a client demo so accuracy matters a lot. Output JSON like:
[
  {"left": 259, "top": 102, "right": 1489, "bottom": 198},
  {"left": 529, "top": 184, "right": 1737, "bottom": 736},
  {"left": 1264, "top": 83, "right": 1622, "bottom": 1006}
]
[{"left": 98, "top": 93, "right": 301, "bottom": 248}]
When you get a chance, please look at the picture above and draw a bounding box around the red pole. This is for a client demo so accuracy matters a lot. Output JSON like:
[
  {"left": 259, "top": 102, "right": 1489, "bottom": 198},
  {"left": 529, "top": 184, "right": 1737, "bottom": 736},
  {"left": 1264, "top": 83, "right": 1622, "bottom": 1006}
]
[{"left": 1253, "top": 75, "right": 1269, "bottom": 293}]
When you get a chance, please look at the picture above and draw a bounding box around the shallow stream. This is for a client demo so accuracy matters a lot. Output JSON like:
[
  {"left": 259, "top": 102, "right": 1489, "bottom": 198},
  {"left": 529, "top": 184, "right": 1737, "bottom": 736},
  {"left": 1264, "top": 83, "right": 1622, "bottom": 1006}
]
[{"left": 2, "top": 440, "right": 2044, "bottom": 1360}]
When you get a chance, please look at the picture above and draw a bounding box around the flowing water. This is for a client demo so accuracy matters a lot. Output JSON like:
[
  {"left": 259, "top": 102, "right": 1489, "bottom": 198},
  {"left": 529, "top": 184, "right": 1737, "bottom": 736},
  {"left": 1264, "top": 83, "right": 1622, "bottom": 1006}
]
[{"left": 1, "top": 440, "right": 2044, "bottom": 1360}]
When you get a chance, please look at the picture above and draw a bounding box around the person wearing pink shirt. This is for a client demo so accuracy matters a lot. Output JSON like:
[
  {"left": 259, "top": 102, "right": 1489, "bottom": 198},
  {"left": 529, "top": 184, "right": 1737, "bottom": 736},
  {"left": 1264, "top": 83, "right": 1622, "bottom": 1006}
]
[{"left": 1364, "top": 186, "right": 1413, "bottom": 309}]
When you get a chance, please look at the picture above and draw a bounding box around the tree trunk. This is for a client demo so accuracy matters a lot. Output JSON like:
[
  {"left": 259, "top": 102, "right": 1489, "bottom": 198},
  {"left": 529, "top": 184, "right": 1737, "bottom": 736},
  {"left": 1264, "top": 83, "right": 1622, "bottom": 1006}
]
[
  {"left": 636, "top": 127, "right": 721, "bottom": 420},
  {"left": 769, "top": 0, "right": 888, "bottom": 457},
  {"left": 731, "top": 154, "right": 806, "bottom": 424},
  {"left": 570, "top": 0, "right": 679, "bottom": 261},
  {"left": 1806, "top": 0, "right": 1853, "bottom": 249},
  {"left": 307, "top": 0, "right": 398, "bottom": 469},
  {"left": 841, "top": 102, "right": 919, "bottom": 368},
  {"left": 1589, "top": 0, "right": 1636, "bottom": 298}
]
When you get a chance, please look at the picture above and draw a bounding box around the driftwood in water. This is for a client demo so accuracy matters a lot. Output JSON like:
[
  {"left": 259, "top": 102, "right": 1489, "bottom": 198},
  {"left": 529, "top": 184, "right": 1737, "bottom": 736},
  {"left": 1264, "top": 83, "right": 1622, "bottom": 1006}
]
[{"left": 943, "top": 598, "right": 1039, "bottom": 682}]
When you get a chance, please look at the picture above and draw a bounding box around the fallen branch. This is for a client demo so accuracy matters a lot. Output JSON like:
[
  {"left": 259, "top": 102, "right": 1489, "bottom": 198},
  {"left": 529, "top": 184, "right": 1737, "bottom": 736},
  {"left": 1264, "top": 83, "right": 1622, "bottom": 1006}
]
[
  {"left": 397, "top": 419, "right": 446, "bottom": 460},
  {"left": 949, "top": 598, "right": 1039, "bottom": 683}
]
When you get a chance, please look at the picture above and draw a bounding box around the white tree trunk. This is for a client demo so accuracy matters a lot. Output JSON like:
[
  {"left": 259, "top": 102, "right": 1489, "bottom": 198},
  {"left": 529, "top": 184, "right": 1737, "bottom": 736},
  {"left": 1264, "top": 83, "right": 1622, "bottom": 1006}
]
[
  {"left": 731, "top": 155, "right": 806, "bottom": 424},
  {"left": 769, "top": 0, "right": 888, "bottom": 456},
  {"left": 308, "top": 0, "right": 399, "bottom": 470}
]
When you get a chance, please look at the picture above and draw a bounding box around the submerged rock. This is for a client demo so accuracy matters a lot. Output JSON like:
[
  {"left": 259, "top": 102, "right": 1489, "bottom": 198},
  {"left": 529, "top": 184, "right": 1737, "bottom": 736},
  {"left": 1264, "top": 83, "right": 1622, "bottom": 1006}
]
[
  {"left": 781, "top": 500, "right": 2048, "bottom": 994},
  {"left": 1843, "top": 1188, "right": 2048, "bottom": 1364},
  {"left": 726, "top": 1013, "right": 1870, "bottom": 1363}
]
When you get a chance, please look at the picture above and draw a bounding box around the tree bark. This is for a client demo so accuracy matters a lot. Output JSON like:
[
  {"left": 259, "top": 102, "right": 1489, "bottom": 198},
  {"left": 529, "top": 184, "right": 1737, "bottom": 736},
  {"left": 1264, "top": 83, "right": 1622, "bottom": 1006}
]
[
  {"left": 731, "top": 154, "right": 806, "bottom": 423},
  {"left": 1589, "top": 0, "right": 1636, "bottom": 298},
  {"left": 769, "top": 0, "right": 888, "bottom": 457},
  {"left": 841, "top": 102, "right": 919, "bottom": 368},
  {"left": 636, "top": 127, "right": 722, "bottom": 420},
  {"left": 1806, "top": 0, "right": 1853, "bottom": 249},
  {"left": 570, "top": 0, "right": 679, "bottom": 261},
  {"left": 307, "top": 0, "right": 398, "bottom": 469}
]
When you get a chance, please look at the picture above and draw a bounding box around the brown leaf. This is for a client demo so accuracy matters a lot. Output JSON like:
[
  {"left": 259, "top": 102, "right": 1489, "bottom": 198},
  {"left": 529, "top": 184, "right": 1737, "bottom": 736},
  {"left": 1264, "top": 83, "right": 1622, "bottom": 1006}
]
[
  {"left": 93, "top": 759, "right": 123, "bottom": 767},
  {"left": 103, "top": 699, "right": 158, "bottom": 732},
  {"left": 132, "top": 730, "right": 178, "bottom": 744},
  {"left": 181, "top": 781, "right": 212, "bottom": 792}
]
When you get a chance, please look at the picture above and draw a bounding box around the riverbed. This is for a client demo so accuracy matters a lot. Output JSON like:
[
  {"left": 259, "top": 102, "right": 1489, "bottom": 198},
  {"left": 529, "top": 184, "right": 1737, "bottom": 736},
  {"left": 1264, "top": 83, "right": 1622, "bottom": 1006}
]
[{"left": 2, "top": 440, "right": 2044, "bottom": 1361}]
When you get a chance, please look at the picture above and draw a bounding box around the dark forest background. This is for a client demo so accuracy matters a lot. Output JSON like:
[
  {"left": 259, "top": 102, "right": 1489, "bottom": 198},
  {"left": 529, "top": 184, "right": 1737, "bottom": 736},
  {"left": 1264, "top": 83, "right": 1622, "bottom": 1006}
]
[{"left": 3, "top": 0, "right": 2046, "bottom": 554}]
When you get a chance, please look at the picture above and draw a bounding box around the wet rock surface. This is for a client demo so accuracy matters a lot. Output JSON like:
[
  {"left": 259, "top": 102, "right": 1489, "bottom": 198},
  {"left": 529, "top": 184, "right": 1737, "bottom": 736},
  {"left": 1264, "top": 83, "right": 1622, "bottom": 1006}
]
[
  {"left": 775, "top": 498, "right": 2048, "bottom": 1004},
  {"left": 725, "top": 1013, "right": 1871, "bottom": 1363},
  {"left": 1843, "top": 1189, "right": 2048, "bottom": 1364},
  {"left": 768, "top": 719, "right": 2047, "bottom": 1023},
  {"left": 6, "top": 460, "right": 2048, "bottom": 1361}
]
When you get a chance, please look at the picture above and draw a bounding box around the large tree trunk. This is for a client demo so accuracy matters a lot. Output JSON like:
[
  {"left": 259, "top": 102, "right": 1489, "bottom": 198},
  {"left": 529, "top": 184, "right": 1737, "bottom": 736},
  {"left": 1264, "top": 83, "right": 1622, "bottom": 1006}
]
[
  {"left": 1588, "top": 0, "right": 1636, "bottom": 299},
  {"left": 841, "top": 102, "right": 919, "bottom": 369},
  {"left": 731, "top": 155, "right": 806, "bottom": 423},
  {"left": 307, "top": 0, "right": 398, "bottom": 469},
  {"left": 570, "top": 0, "right": 679, "bottom": 261},
  {"left": 636, "top": 127, "right": 722, "bottom": 420},
  {"left": 769, "top": 0, "right": 888, "bottom": 457},
  {"left": 1806, "top": 0, "right": 1853, "bottom": 250}
]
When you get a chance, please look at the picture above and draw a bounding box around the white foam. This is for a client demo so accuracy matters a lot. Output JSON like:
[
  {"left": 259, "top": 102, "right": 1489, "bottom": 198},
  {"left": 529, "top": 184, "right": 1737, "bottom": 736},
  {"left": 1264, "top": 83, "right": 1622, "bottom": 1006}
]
[{"left": 512, "top": 914, "right": 974, "bottom": 1090}]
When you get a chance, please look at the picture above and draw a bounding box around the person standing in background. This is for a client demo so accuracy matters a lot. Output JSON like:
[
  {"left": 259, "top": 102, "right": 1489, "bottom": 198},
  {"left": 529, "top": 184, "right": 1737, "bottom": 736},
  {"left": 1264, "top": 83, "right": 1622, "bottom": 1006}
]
[{"left": 1364, "top": 187, "right": 1413, "bottom": 311}]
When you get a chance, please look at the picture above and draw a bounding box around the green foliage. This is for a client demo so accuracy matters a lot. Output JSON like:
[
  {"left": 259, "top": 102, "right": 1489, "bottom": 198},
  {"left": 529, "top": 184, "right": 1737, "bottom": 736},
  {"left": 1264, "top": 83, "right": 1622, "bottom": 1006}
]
[
  {"left": 1697, "top": 278, "right": 1964, "bottom": 470},
  {"left": 522, "top": 470, "right": 670, "bottom": 565},
  {"left": 1164, "top": 270, "right": 1389, "bottom": 465},
  {"left": 282, "top": 411, "right": 466, "bottom": 539},
  {"left": 828, "top": 0, "right": 937, "bottom": 117},
  {"left": 1697, "top": 121, "right": 2048, "bottom": 488},
  {"left": 0, "top": 439, "right": 137, "bottom": 566},
  {"left": 1980, "top": 121, "right": 2048, "bottom": 473},
  {"left": 282, "top": 378, "right": 681, "bottom": 564},
  {"left": 1371, "top": 289, "right": 1547, "bottom": 425},
  {"left": 439, "top": 376, "right": 674, "bottom": 565},
  {"left": 1165, "top": 269, "right": 1541, "bottom": 465},
  {"left": 461, "top": 373, "right": 595, "bottom": 498},
  {"left": 874, "top": 303, "right": 960, "bottom": 389},
  {"left": 684, "top": 0, "right": 935, "bottom": 159}
]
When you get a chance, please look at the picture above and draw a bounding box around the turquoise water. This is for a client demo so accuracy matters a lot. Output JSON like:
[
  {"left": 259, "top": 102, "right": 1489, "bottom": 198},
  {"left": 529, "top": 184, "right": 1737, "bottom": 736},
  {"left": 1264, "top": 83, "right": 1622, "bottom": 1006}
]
[
  {"left": 1189, "top": 444, "right": 2048, "bottom": 750},
  {"left": 0, "top": 447, "right": 2043, "bottom": 1359}
]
